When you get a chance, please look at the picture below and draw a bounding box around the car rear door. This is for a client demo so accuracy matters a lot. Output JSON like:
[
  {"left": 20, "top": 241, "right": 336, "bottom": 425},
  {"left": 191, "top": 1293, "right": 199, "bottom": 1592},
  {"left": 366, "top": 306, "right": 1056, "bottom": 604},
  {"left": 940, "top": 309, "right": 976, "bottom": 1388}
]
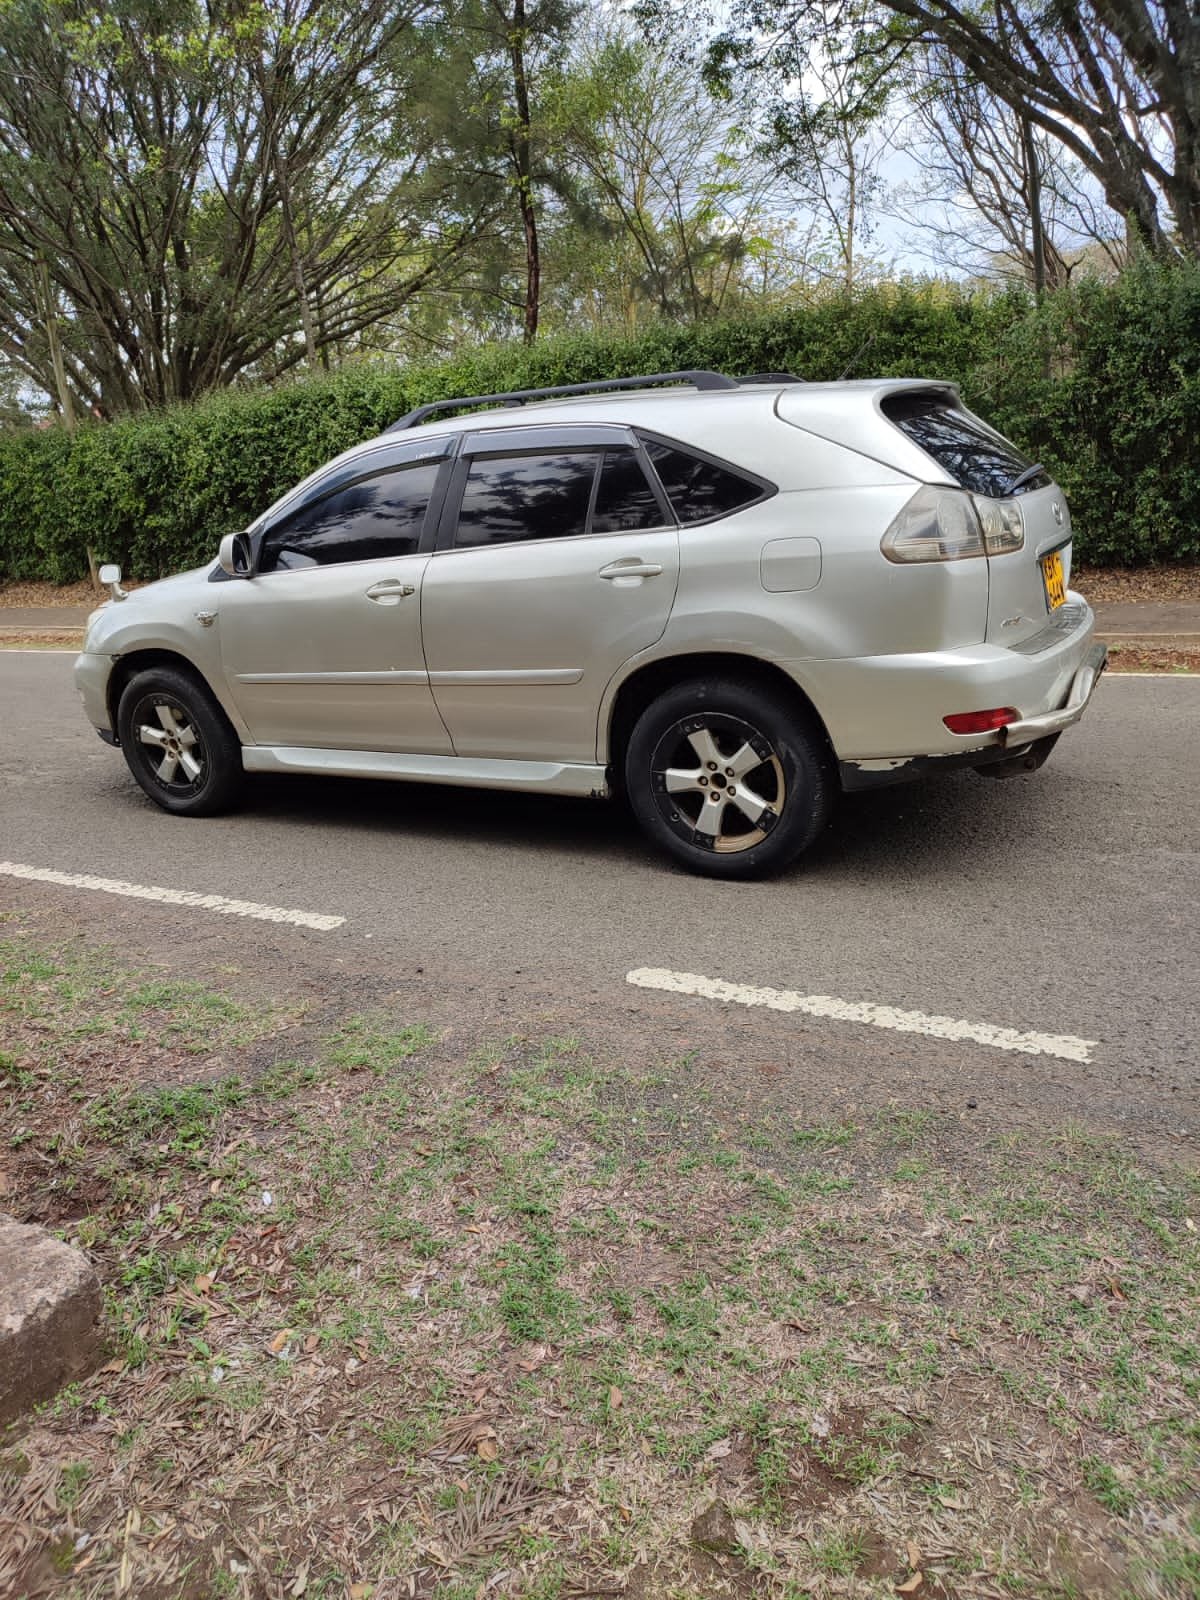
[{"left": 420, "top": 424, "right": 680, "bottom": 764}]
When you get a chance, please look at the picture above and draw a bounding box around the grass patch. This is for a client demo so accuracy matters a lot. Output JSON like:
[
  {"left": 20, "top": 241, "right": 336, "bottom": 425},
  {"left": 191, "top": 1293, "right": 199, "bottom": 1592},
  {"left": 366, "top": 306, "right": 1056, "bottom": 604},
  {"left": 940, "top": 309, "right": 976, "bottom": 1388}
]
[{"left": 0, "top": 925, "right": 1197, "bottom": 1599}]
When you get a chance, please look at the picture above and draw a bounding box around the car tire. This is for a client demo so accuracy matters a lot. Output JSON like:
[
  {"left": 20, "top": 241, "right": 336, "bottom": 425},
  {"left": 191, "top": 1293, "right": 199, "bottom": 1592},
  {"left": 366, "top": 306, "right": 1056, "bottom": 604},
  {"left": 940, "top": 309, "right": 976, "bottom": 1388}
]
[
  {"left": 624, "top": 676, "right": 833, "bottom": 879},
  {"left": 116, "top": 666, "right": 244, "bottom": 817}
]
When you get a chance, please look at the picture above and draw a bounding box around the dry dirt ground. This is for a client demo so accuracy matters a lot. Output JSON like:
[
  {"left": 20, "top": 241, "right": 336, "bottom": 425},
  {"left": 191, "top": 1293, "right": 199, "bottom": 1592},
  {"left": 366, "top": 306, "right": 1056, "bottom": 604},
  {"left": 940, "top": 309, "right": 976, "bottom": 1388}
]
[{"left": 1, "top": 902, "right": 1197, "bottom": 1600}]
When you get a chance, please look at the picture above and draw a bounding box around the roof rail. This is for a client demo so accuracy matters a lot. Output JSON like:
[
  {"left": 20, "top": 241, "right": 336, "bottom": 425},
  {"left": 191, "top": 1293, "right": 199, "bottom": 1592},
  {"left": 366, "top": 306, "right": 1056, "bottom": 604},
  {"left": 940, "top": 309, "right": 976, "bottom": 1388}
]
[
  {"left": 737, "top": 371, "right": 804, "bottom": 384},
  {"left": 385, "top": 369, "right": 739, "bottom": 433}
]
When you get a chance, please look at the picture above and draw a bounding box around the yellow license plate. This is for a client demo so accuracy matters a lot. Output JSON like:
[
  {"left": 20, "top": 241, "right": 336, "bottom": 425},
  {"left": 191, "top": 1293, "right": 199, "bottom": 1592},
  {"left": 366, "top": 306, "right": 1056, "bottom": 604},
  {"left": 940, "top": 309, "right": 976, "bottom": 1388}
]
[{"left": 1041, "top": 549, "right": 1066, "bottom": 611}]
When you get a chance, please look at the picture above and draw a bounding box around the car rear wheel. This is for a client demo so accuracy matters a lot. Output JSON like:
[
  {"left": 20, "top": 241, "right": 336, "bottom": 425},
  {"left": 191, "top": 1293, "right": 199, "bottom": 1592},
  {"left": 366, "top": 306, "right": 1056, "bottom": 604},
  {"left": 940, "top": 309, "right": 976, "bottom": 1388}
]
[
  {"left": 624, "top": 677, "right": 833, "bottom": 878},
  {"left": 116, "top": 667, "right": 243, "bottom": 816}
]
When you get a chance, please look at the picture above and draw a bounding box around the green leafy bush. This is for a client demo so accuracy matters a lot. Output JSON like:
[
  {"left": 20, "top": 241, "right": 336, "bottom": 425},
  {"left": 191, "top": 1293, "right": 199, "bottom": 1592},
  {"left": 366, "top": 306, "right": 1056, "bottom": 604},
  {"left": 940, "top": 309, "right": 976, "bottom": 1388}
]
[{"left": 2, "top": 267, "right": 1197, "bottom": 583}]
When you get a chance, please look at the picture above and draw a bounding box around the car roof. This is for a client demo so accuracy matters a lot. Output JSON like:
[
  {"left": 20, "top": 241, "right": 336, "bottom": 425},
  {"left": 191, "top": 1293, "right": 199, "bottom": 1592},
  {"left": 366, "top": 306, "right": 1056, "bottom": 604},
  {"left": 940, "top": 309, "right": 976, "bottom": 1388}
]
[{"left": 252, "top": 376, "right": 954, "bottom": 528}]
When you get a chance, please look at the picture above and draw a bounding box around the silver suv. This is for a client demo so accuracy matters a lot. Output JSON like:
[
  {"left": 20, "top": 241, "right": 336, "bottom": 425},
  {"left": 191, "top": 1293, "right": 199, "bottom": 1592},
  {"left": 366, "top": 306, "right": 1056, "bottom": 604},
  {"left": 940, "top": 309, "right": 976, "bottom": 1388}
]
[{"left": 75, "top": 369, "right": 1106, "bottom": 878}]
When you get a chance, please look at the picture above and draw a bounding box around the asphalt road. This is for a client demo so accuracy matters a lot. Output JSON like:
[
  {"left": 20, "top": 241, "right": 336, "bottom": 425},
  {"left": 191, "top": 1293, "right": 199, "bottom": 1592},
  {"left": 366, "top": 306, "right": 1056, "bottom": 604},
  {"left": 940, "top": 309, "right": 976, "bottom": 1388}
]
[{"left": 3, "top": 651, "right": 1198, "bottom": 1142}]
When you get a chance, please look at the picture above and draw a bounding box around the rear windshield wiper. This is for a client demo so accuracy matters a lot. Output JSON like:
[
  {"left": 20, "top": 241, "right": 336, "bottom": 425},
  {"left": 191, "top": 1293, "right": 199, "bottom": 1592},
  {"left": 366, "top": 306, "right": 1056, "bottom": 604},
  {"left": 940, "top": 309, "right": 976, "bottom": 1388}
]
[{"left": 1004, "top": 462, "right": 1046, "bottom": 495}]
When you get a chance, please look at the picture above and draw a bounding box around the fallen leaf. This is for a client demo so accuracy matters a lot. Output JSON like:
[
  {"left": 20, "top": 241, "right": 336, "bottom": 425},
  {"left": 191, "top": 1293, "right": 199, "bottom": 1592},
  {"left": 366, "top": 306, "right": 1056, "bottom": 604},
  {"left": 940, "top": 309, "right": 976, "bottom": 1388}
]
[
  {"left": 896, "top": 1575, "right": 923, "bottom": 1595},
  {"left": 1185, "top": 1217, "right": 1196, "bottom": 1232},
  {"left": 268, "top": 1329, "right": 292, "bottom": 1354},
  {"left": 476, "top": 1437, "right": 499, "bottom": 1462},
  {"left": 705, "top": 1438, "right": 732, "bottom": 1461},
  {"left": 938, "top": 1496, "right": 967, "bottom": 1511},
  {"left": 906, "top": 1539, "right": 921, "bottom": 1568},
  {"left": 289, "top": 1560, "right": 309, "bottom": 1595},
  {"left": 1068, "top": 1284, "right": 1093, "bottom": 1306},
  {"left": 1109, "top": 1278, "right": 1127, "bottom": 1300},
  {"left": 608, "top": 1385, "right": 623, "bottom": 1411},
  {"left": 348, "top": 1585, "right": 373, "bottom": 1600},
  {"left": 193, "top": 1274, "right": 214, "bottom": 1294},
  {"left": 304, "top": 1334, "right": 320, "bottom": 1353}
]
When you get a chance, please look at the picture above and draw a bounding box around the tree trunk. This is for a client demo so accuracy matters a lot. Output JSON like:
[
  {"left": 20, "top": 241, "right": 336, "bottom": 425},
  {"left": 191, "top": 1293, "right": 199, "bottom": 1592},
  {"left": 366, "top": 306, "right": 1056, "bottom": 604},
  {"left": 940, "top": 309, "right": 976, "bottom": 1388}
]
[
  {"left": 1020, "top": 112, "right": 1046, "bottom": 300},
  {"left": 256, "top": 60, "right": 318, "bottom": 366},
  {"left": 506, "top": 0, "right": 540, "bottom": 344},
  {"left": 38, "top": 259, "right": 76, "bottom": 430},
  {"left": 275, "top": 151, "right": 319, "bottom": 366}
]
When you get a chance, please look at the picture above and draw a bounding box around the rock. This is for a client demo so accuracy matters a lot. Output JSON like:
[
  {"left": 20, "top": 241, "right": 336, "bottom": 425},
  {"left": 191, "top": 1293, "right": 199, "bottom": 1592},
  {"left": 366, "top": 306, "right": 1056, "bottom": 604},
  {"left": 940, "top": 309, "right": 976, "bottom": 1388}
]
[
  {"left": 0, "top": 1215, "right": 102, "bottom": 1425},
  {"left": 691, "top": 1498, "right": 739, "bottom": 1555}
]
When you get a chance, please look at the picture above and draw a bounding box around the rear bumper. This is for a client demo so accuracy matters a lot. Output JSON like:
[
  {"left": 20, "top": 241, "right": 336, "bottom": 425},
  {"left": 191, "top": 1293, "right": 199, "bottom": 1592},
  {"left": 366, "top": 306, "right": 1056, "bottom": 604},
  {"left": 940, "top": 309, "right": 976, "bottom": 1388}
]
[
  {"left": 790, "top": 593, "right": 1104, "bottom": 783},
  {"left": 998, "top": 641, "right": 1106, "bottom": 744}
]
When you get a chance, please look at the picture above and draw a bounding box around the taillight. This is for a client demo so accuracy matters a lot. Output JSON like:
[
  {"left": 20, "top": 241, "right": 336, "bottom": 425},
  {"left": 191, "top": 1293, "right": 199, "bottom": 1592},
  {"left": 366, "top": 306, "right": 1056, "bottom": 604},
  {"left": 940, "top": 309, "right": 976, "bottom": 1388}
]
[
  {"left": 973, "top": 495, "right": 1025, "bottom": 555},
  {"left": 943, "top": 708, "right": 1019, "bottom": 735},
  {"left": 881, "top": 486, "right": 983, "bottom": 562},
  {"left": 881, "top": 486, "right": 1025, "bottom": 562}
]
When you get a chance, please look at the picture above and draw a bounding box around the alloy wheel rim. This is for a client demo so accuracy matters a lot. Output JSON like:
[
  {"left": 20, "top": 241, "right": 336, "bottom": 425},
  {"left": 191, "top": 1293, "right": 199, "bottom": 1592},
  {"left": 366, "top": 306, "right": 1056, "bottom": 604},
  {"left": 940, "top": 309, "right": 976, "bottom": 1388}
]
[
  {"left": 650, "top": 713, "right": 785, "bottom": 854},
  {"left": 134, "top": 697, "right": 206, "bottom": 791}
]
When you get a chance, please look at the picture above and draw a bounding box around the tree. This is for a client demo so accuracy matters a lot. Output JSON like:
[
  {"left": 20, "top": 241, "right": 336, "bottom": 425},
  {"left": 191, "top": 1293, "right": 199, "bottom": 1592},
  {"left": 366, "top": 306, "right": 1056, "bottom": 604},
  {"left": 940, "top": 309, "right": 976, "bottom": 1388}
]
[
  {"left": 545, "top": 21, "right": 809, "bottom": 329},
  {"left": 758, "top": 34, "right": 893, "bottom": 292},
  {"left": 899, "top": 51, "right": 1127, "bottom": 289},
  {"left": 689, "top": 0, "right": 1200, "bottom": 263},
  {"left": 0, "top": 0, "right": 493, "bottom": 414},
  {"left": 427, "top": 0, "right": 581, "bottom": 345}
]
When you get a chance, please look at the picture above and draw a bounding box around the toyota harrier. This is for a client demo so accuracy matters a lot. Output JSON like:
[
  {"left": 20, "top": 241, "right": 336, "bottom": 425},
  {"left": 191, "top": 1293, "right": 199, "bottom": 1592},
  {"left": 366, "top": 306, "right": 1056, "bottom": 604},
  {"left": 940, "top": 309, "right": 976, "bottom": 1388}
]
[{"left": 75, "top": 369, "right": 1106, "bottom": 878}]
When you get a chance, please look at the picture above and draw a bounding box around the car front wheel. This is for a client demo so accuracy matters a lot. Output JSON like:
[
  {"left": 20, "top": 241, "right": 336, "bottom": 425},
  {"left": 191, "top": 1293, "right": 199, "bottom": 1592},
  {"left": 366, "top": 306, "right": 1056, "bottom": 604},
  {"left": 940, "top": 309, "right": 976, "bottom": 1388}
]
[
  {"left": 624, "top": 677, "right": 833, "bottom": 879},
  {"left": 116, "top": 667, "right": 244, "bottom": 816}
]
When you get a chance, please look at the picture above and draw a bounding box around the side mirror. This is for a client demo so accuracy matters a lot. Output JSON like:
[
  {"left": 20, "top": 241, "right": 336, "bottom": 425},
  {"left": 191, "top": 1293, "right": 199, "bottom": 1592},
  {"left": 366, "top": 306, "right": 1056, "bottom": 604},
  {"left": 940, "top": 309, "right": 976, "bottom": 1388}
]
[
  {"left": 218, "top": 531, "right": 253, "bottom": 578},
  {"left": 98, "top": 563, "right": 127, "bottom": 601}
]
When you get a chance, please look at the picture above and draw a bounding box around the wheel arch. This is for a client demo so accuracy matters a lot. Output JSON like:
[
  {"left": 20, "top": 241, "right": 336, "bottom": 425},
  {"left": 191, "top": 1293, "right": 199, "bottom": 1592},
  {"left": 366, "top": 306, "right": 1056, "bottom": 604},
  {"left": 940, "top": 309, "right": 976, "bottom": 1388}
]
[
  {"left": 107, "top": 649, "right": 243, "bottom": 743},
  {"left": 604, "top": 652, "right": 836, "bottom": 780}
]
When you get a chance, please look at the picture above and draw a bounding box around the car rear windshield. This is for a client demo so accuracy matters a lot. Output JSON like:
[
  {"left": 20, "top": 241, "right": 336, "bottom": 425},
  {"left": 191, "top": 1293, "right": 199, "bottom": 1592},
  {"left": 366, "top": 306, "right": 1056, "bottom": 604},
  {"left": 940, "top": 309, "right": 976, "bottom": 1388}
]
[{"left": 881, "top": 393, "right": 1050, "bottom": 498}]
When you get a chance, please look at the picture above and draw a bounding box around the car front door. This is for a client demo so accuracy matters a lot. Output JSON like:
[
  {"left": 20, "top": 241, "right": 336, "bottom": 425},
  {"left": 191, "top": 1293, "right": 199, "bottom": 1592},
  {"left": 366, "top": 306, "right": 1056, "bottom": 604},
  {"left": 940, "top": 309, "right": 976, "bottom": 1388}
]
[
  {"left": 420, "top": 425, "right": 680, "bottom": 764},
  {"left": 218, "top": 441, "right": 453, "bottom": 754}
]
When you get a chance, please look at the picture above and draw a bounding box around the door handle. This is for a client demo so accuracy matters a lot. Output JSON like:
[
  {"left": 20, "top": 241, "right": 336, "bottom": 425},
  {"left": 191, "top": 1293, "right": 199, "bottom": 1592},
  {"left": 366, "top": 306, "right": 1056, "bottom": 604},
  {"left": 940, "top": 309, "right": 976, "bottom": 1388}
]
[
  {"left": 366, "top": 580, "right": 416, "bottom": 603},
  {"left": 598, "top": 559, "right": 663, "bottom": 581}
]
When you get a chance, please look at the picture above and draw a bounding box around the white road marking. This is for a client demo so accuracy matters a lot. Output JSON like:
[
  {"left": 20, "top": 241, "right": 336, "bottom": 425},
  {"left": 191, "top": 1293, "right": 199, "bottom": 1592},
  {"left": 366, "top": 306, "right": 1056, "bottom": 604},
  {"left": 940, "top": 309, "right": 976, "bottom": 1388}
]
[
  {"left": 0, "top": 861, "right": 345, "bottom": 931},
  {"left": 626, "top": 967, "right": 1096, "bottom": 1063}
]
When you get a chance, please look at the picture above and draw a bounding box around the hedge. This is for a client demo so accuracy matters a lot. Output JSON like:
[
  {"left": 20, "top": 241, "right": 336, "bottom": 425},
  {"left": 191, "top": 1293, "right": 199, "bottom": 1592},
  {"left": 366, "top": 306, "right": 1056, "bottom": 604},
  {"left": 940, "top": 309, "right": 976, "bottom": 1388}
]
[{"left": 2, "top": 264, "right": 1199, "bottom": 583}]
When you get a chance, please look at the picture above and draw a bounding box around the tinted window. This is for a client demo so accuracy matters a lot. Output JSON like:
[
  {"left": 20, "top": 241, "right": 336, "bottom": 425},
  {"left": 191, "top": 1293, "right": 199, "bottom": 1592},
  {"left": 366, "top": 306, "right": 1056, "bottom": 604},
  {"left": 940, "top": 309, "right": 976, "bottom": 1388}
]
[
  {"left": 882, "top": 395, "right": 1050, "bottom": 498},
  {"left": 642, "top": 439, "right": 765, "bottom": 523},
  {"left": 261, "top": 462, "right": 439, "bottom": 571},
  {"left": 592, "top": 449, "right": 665, "bottom": 533},
  {"left": 454, "top": 452, "right": 599, "bottom": 548}
]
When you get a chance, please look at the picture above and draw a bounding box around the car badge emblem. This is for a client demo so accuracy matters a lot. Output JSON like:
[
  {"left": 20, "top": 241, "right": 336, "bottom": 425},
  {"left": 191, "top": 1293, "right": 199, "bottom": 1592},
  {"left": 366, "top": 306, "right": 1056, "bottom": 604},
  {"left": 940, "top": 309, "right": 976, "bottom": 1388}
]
[{"left": 1052, "top": 502, "right": 1064, "bottom": 526}]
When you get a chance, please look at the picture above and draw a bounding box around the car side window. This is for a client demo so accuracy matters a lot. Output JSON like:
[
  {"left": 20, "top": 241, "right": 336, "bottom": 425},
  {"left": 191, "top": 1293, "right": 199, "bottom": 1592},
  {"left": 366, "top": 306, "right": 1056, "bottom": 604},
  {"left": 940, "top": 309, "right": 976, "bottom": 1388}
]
[
  {"left": 641, "top": 438, "right": 767, "bottom": 524},
  {"left": 259, "top": 461, "right": 441, "bottom": 572},
  {"left": 453, "top": 451, "right": 600, "bottom": 549},
  {"left": 591, "top": 448, "right": 666, "bottom": 533}
]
